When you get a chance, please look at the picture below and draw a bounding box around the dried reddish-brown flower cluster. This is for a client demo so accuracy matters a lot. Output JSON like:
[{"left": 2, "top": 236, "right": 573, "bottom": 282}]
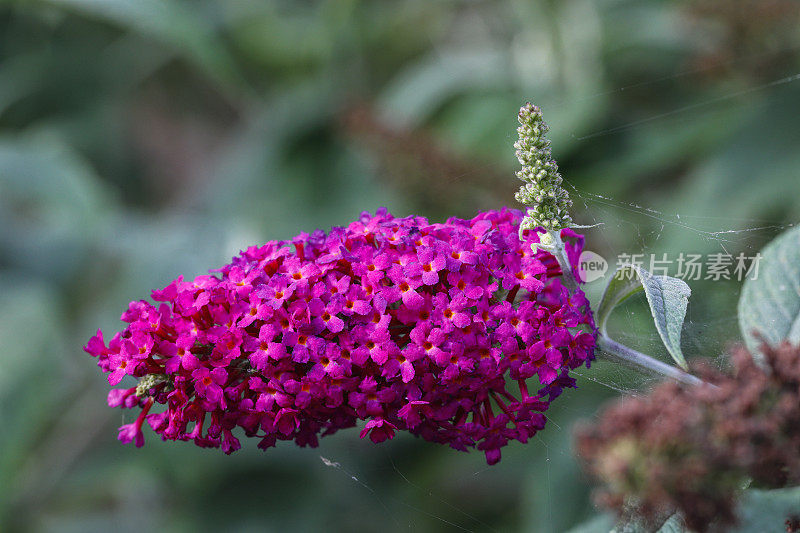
[{"left": 575, "top": 341, "right": 800, "bottom": 532}]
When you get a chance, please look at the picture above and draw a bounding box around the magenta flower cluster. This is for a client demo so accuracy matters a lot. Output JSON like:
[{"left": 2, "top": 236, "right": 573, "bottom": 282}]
[{"left": 85, "top": 208, "right": 596, "bottom": 464}]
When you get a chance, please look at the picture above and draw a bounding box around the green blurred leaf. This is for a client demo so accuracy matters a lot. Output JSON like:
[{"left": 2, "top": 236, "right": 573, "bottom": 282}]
[
  {"left": 0, "top": 279, "right": 67, "bottom": 523},
  {"left": 733, "top": 486, "right": 800, "bottom": 532},
  {"left": 565, "top": 513, "right": 616, "bottom": 533},
  {"left": 651, "top": 515, "right": 685, "bottom": 533},
  {"left": 738, "top": 225, "right": 800, "bottom": 362},
  {"left": 597, "top": 264, "right": 691, "bottom": 370},
  {"left": 379, "top": 49, "right": 510, "bottom": 128},
  {"left": 567, "top": 486, "right": 800, "bottom": 532},
  {"left": 41, "top": 0, "right": 242, "bottom": 89},
  {"left": 612, "top": 513, "right": 685, "bottom": 533},
  {"left": 567, "top": 513, "right": 683, "bottom": 533},
  {"left": 0, "top": 132, "right": 114, "bottom": 281},
  {"left": 0, "top": 52, "right": 46, "bottom": 117}
]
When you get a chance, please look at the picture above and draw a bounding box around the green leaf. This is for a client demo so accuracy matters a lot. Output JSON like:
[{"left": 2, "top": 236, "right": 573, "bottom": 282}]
[
  {"left": 42, "top": 0, "right": 241, "bottom": 90},
  {"left": 738, "top": 225, "right": 800, "bottom": 362},
  {"left": 597, "top": 264, "right": 691, "bottom": 370},
  {"left": 565, "top": 486, "right": 800, "bottom": 533},
  {"left": 379, "top": 49, "right": 509, "bottom": 128},
  {"left": 732, "top": 486, "right": 800, "bottom": 532},
  {"left": 0, "top": 132, "right": 115, "bottom": 282},
  {"left": 566, "top": 512, "right": 683, "bottom": 533},
  {"left": 652, "top": 514, "right": 686, "bottom": 533},
  {"left": 565, "top": 513, "right": 616, "bottom": 533},
  {"left": 0, "top": 279, "right": 67, "bottom": 523},
  {"left": 613, "top": 513, "right": 684, "bottom": 533}
]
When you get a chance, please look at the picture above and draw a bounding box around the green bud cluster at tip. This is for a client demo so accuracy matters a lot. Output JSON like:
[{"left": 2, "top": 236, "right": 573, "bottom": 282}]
[
  {"left": 136, "top": 374, "right": 166, "bottom": 397},
  {"left": 514, "top": 102, "right": 573, "bottom": 232}
]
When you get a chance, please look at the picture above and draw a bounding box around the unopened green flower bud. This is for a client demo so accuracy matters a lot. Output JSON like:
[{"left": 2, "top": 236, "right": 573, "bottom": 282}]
[
  {"left": 136, "top": 374, "right": 166, "bottom": 397},
  {"left": 513, "top": 102, "right": 572, "bottom": 232}
]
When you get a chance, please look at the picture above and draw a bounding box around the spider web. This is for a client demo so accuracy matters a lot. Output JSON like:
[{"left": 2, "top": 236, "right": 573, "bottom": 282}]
[
  {"left": 316, "top": 65, "right": 800, "bottom": 533},
  {"left": 314, "top": 191, "right": 793, "bottom": 532},
  {"left": 571, "top": 183, "right": 790, "bottom": 370}
]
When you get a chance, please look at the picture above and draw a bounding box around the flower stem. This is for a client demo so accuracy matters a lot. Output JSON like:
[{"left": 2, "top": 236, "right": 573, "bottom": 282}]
[
  {"left": 546, "top": 232, "right": 708, "bottom": 388},
  {"left": 547, "top": 230, "right": 580, "bottom": 294},
  {"left": 596, "top": 334, "right": 705, "bottom": 387}
]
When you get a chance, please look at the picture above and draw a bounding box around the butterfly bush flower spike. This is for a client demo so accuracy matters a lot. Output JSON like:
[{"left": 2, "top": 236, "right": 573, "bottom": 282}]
[
  {"left": 514, "top": 103, "right": 573, "bottom": 244},
  {"left": 513, "top": 101, "right": 584, "bottom": 297},
  {"left": 85, "top": 209, "right": 597, "bottom": 464}
]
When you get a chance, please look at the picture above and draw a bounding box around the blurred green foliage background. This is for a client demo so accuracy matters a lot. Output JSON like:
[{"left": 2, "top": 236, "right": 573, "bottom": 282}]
[{"left": 1, "top": 1, "right": 799, "bottom": 531}]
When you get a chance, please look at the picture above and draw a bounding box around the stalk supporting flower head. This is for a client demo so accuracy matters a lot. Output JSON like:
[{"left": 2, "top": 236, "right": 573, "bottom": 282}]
[{"left": 514, "top": 102, "right": 573, "bottom": 247}]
